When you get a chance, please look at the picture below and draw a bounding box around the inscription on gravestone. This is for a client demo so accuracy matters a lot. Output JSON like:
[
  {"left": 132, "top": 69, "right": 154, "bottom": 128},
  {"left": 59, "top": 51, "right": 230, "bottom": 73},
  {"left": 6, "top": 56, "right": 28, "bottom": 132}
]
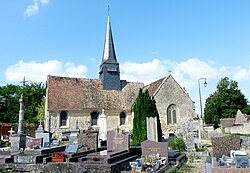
[
  {"left": 141, "top": 140, "right": 168, "bottom": 158},
  {"left": 107, "top": 131, "right": 129, "bottom": 152}
]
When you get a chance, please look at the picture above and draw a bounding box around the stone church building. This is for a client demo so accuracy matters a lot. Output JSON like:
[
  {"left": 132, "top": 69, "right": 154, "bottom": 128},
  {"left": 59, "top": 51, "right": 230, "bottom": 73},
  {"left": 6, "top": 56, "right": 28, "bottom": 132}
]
[{"left": 44, "top": 16, "right": 195, "bottom": 139}]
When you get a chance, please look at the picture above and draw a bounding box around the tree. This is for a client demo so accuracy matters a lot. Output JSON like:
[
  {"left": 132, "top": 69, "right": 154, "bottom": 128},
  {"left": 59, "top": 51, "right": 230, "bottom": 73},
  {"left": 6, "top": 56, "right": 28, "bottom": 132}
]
[
  {"left": 0, "top": 82, "right": 46, "bottom": 123},
  {"left": 204, "top": 77, "right": 248, "bottom": 128},
  {"left": 131, "top": 89, "right": 162, "bottom": 145}
]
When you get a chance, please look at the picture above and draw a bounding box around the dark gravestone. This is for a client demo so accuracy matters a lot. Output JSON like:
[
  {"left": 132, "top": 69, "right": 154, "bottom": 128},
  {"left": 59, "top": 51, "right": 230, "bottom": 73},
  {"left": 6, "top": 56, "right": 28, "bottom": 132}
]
[
  {"left": 141, "top": 140, "right": 168, "bottom": 158},
  {"left": 78, "top": 130, "right": 98, "bottom": 151},
  {"left": 107, "top": 131, "right": 129, "bottom": 152},
  {"left": 26, "top": 136, "right": 42, "bottom": 149},
  {"left": 211, "top": 134, "right": 240, "bottom": 157}
]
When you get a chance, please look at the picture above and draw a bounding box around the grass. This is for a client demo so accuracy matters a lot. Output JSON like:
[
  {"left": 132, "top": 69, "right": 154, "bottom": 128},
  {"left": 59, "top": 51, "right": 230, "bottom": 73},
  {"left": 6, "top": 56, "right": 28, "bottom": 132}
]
[{"left": 169, "top": 163, "right": 194, "bottom": 173}]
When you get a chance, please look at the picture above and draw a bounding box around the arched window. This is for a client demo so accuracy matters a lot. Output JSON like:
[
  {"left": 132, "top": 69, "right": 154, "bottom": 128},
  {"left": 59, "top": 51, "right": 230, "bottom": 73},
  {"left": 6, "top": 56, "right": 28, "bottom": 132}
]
[
  {"left": 91, "top": 111, "right": 99, "bottom": 126},
  {"left": 60, "top": 111, "right": 68, "bottom": 126},
  {"left": 120, "top": 112, "right": 126, "bottom": 125},
  {"left": 167, "top": 104, "right": 177, "bottom": 125}
]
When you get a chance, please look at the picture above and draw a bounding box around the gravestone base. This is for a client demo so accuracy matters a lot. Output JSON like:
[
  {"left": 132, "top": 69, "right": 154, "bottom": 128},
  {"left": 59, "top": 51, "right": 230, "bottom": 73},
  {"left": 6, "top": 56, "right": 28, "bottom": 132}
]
[{"left": 10, "top": 134, "right": 26, "bottom": 152}]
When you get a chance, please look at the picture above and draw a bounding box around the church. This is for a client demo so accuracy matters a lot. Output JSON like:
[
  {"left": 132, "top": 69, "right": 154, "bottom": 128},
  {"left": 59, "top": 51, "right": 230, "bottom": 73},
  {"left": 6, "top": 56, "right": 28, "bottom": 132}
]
[{"left": 44, "top": 15, "right": 195, "bottom": 139}]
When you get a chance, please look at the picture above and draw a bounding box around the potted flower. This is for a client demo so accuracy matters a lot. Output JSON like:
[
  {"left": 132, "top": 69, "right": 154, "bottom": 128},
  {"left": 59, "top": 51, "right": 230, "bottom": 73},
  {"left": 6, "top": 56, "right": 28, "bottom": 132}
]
[
  {"left": 92, "top": 156, "right": 100, "bottom": 161},
  {"left": 52, "top": 151, "right": 67, "bottom": 162}
]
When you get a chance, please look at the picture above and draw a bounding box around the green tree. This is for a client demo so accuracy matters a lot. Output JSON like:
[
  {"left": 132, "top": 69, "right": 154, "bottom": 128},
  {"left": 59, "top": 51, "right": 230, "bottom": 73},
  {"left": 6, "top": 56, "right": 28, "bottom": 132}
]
[
  {"left": 204, "top": 77, "right": 248, "bottom": 128},
  {"left": 37, "top": 97, "right": 46, "bottom": 121},
  {"left": 131, "top": 89, "right": 162, "bottom": 146},
  {"left": 0, "top": 82, "right": 46, "bottom": 123},
  {"left": 0, "top": 84, "right": 21, "bottom": 122}
]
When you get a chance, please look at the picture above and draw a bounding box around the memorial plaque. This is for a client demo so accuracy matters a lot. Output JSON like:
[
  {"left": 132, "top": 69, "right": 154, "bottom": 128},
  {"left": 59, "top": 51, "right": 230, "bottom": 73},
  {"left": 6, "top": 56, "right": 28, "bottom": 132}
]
[
  {"left": 107, "top": 130, "right": 129, "bottom": 152},
  {"left": 141, "top": 140, "right": 168, "bottom": 158},
  {"left": 25, "top": 136, "right": 42, "bottom": 149}
]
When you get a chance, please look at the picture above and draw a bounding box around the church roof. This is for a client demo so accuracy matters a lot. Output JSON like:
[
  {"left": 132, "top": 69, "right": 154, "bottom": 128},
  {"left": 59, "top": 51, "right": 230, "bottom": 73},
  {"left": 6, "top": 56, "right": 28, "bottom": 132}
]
[
  {"left": 101, "top": 16, "right": 118, "bottom": 64},
  {"left": 47, "top": 75, "right": 144, "bottom": 111},
  {"left": 144, "top": 75, "right": 171, "bottom": 96}
]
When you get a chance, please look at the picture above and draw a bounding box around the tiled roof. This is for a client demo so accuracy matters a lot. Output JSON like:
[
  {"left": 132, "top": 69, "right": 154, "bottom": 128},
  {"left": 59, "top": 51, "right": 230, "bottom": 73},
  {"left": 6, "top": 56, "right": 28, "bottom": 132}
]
[
  {"left": 47, "top": 75, "right": 144, "bottom": 111},
  {"left": 220, "top": 118, "right": 235, "bottom": 128},
  {"left": 144, "top": 75, "right": 170, "bottom": 96}
]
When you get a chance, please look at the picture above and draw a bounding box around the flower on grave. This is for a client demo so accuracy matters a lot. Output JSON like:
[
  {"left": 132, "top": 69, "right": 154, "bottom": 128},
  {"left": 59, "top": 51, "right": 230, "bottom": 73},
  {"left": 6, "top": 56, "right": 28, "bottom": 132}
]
[
  {"left": 52, "top": 152, "right": 67, "bottom": 158},
  {"left": 92, "top": 156, "right": 99, "bottom": 161}
]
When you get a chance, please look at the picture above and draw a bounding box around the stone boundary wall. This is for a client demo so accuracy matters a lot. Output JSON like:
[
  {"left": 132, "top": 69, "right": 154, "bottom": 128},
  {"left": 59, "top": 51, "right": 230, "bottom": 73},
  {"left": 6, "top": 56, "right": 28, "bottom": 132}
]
[{"left": 224, "top": 123, "right": 250, "bottom": 134}]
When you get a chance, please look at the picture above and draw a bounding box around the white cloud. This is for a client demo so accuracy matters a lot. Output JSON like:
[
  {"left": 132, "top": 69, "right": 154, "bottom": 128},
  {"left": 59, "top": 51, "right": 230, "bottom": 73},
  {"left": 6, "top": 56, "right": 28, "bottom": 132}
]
[
  {"left": 120, "top": 59, "right": 168, "bottom": 84},
  {"left": 5, "top": 60, "right": 88, "bottom": 83},
  {"left": 40, "top": 0, "right": 49, "bottom": 6},
  {"left": 24, "top": 0, "right": 49, "bottom": 17},
  {"left": 120, "top": 57, "right": 250, "bottom": 114},
  {"left": 120, "top": 58, "right": 250, "bottom": 93}
]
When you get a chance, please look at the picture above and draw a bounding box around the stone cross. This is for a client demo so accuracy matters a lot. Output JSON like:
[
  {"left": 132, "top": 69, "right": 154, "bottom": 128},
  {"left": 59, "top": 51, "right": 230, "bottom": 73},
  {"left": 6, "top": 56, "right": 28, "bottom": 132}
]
[
  {"left": 8, "top": 128, "right": 15, "bottom": 136},
  {"left": 39, "top": 119, "right": 42, "bottom": 126},
  {"left": 17, "top": 76, "right": 29, "bottom": 135}
]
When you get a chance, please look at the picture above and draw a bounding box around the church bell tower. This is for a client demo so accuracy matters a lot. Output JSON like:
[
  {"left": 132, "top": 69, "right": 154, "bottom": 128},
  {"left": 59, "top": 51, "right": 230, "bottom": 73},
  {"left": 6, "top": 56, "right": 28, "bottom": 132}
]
[{"left": 99, "top": 16, "right": 121, "bottom": 90}]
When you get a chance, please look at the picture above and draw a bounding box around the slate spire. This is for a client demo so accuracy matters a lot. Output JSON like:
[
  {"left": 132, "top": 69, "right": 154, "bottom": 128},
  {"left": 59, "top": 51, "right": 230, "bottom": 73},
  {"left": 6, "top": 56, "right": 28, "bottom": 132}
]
[
  {"left": 101, "top": 15, "right": 118, "bottom": 64},
  {"left": 99, "top": 15, "right": 121, "bottom": 90}
]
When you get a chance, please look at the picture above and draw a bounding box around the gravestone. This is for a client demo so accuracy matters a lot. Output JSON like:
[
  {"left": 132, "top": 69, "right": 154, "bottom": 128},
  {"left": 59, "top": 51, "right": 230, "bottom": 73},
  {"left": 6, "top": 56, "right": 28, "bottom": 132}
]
[
  {"left": 98, "top": 109, "right": 107, "bottom": 142},
  {"left": 146, "top": 117, "right": 158, "bottom": 142},
  {"left": 10, "top": 134, "right": 26, "bottom": 152},
  {"left": 182, "top": 120, "right": 195, "bottom": 150},
  {"left": 78, "top": 130, "right": 98, "bottom": 151},
  {"left": 35, "top": 120, "right": 50, "bottom": 147},
  {"left": 26, "top": 136, "right": 42, "bottom": 149},
  {"left": 107, "top": 130, "right": 129, "bottom": 152},
  {"left": 212, "top": 134, "right": 240, "bottom": 157},
  {"left": 65, "top": 144, "right": 78, "bottom": 154},
  {"left": 141, "top": 140, "right": 168, "bottom": 158}
]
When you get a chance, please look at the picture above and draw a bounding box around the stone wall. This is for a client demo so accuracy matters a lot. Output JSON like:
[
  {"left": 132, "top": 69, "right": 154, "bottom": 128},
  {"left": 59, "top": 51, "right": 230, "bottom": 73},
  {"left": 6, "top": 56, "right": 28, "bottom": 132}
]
[
  {"left": 224, "top": 123, "right": 250, "bottom": 135},
  {"left": 47, "top": 110, "right": 132, "bottom": 139},
  {"left": 154, "top": 76, "right": 195, "bottom": 135}
]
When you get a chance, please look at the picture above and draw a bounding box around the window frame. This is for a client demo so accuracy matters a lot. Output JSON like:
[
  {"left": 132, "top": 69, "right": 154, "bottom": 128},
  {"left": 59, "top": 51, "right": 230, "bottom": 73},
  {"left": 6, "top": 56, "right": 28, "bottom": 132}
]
[
  {"left": 119, "top": 112, "right": 126, "bottom": 126},
  {"left": 167, "top": 104, "right": 177, "bottom": 125}
]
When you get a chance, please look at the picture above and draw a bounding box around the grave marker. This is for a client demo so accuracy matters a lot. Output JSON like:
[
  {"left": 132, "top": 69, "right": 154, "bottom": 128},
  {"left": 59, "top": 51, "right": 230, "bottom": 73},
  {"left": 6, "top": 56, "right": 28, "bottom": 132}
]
[
  {"left": 141, "top": 140, "right": 168, "bottom": 158},
  {"left": 107, "top": 131, "right": 129, "bottom": 152},
  {"left": 146, "top": 117, "right": 158, "bottom": 142}
]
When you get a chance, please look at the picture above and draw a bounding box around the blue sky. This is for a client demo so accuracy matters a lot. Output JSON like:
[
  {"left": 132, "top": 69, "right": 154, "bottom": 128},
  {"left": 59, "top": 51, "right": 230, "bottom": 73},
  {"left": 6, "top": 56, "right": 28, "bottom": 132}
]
[{"left": 1, "top": 0, "right": 250, "bottom": 115}]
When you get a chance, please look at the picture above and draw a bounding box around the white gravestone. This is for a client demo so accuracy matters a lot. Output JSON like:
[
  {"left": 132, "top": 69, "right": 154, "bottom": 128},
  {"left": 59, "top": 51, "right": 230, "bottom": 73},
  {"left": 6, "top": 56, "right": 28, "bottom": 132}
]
[{"left": 146, "top": 117, "right": 158, "bottom": 142}]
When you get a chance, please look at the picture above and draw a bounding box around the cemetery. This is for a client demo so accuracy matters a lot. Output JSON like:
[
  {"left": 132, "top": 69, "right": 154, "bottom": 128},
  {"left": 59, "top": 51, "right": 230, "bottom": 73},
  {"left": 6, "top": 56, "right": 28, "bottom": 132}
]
[{"left": 0, "top": 111, "right": 191, "bottom": 173}]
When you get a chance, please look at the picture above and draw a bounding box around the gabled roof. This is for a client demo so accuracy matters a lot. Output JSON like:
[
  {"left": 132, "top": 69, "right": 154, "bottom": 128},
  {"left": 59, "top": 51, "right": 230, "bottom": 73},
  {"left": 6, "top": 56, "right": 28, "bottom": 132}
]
[
  {"left": 220, "top": 118, "right": 235, "bottom": 128},
  {"left": 144, "top": 75, "right": 169, "bottom": 96},
  {"left": 101, "top": 16, "right": 118, "bottom": 64},
  {"left": 47, "top": 75, "right": 144, "bottom": 111},
  {"left": 235, "top": 109, "right": 248, "bottom": 124},
  {"left": 144, "top": 74, "right": 189, "bottom": 96}
]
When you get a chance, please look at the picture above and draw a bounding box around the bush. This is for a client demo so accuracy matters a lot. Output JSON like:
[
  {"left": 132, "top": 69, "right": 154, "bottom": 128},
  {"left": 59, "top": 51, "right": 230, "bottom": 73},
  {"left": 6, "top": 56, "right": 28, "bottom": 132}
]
[{"left": 168, "top": 136, "right": 186, "bottom": 152}]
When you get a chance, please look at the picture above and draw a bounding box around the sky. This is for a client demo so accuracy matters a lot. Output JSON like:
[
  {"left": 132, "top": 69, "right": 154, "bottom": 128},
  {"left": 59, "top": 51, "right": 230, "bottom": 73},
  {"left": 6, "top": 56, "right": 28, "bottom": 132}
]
[{"left": 1, "top": 0, "right": 250, "bottom": 115}]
